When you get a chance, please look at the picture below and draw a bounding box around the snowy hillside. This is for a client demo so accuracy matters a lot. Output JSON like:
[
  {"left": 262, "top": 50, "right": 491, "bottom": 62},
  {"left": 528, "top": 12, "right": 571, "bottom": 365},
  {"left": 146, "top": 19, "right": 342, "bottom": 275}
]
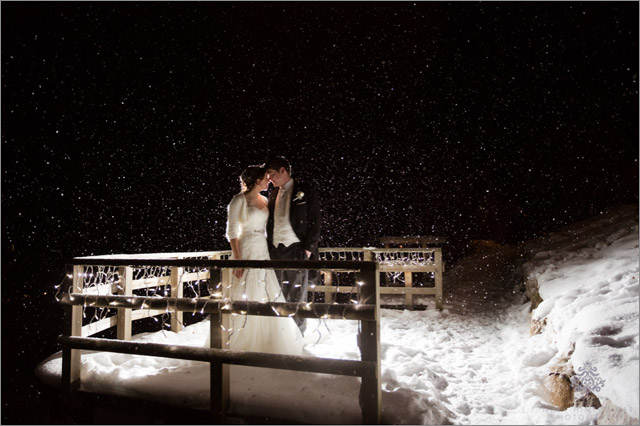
[
  {"left": 36, "top": 205, "right": 639, "bottom": 424},
  {"left": 521, "top": 204, "right": 639, "bottom": 424}
]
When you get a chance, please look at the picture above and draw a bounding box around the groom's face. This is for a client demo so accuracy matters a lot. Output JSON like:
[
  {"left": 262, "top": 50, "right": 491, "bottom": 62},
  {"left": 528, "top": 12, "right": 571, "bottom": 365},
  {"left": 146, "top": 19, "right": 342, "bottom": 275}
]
[{"left": 266, "top": 167, "right": 287, "bottom": 187}]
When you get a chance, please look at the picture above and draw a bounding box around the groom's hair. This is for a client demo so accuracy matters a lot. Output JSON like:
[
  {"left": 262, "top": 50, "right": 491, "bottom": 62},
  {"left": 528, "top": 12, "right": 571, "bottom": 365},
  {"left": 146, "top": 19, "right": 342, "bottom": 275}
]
[{"left": 265, "top": 156, "right": 291, "bottom": 175}]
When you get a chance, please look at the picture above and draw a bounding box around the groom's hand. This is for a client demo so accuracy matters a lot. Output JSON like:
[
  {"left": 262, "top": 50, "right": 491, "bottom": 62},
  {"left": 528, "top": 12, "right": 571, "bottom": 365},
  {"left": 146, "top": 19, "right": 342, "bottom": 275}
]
[{"left": 305, "top": 250, "right": 311, "bottom": 259}]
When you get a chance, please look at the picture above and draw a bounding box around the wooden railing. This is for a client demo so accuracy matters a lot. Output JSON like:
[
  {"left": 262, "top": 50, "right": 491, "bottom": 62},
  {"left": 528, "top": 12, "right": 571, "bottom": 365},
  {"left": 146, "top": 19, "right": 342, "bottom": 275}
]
[
  {"left": 318, "top": 247, "right": 443, "bottom": 310},
  {"left": 58, "top": 256, "right": 381, "bottom": 424},
  {"left": 64, "top": 247, "right": 442, "bottom": 343}
]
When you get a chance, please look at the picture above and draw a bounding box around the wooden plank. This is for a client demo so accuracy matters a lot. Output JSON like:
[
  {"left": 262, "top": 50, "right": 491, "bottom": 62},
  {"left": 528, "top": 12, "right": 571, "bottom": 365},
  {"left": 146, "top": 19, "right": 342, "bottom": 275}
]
[
  {"left": 357, "top": 261, "right": 381, "bottom": 424},
  {"left": 130, "top": 271, "right": 210, "bottom": 290},
  {"left": 82, "top": 315, "right": 118, "bottom": 337},
  {"left": 211, "top": 260, "right": 229, "bottom": 419},
  {"left": 311, "top": 285, "right": 361, "bottom": 293},
  {"left": 59, "top": 336, "right": 374, "bottom": 377},
  {"left": 318, "top": 247, "right": 438, "bottom": 253},
  {"left": 372, "top": 248, "right": 436, "bottom": 254},
  {"left": 379, "top": 287, "right": 436, "bottom": 295},
  {"left": 222, "top": 268, "right": 232, "bottom": 299},
  {"left": 76, "top": 251, "right": 230, "bottom": 261},
  {"left": 131, "top": 275, "right": 171, "bottom": 290},
  {"left": 210, "top": 310, "right": 229, "bottom": 422},
  {"left": 80, "top": 283, "right": 118, "bottom": 295},
  {"left": 378, "top": 264, "right": 437, "bottom": 272},
  {"left": 207, "top": 269, "right": 223, "bottom": 298},
  {"left": 435, "top": 248, "right": 444, "bottom": 311},
  {"left": 132, "top": 308, "right": 167, "bottom": 321},
  {"left": 170, "top": 266, "right": 184, "bottom": 332},
  {"left": 404, "top": 272, "right": 413, "bottom": 310},
  {"left": 117, "top": 267, "right": 133, "bottom": 340},
  {"left": 60, "top": 294, "right": 376, "bottom": 321},
  {"left": 71, "top": 258, "right": 369, "bottom": 272},
  {"left": 379, "top": 236, "right": 447, "bottom": 246},
  {"left": 62, "top": 265, "right": 83, "bottom": 399},
  {"left": 180, "top": 271, "right": 210, "bottom": 283},
  {"left": 322, "top": 271, "right": 334, "bottom": 303},
  {"left": 312, "top": 286, "right": 436, "bottom": 295}
]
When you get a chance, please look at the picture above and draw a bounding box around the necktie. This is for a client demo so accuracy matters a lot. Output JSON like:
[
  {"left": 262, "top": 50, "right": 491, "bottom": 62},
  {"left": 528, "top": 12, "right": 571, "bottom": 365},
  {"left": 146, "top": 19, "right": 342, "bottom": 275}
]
[{"left": 276, "top": 188, "right": 287, "bottom": 217}]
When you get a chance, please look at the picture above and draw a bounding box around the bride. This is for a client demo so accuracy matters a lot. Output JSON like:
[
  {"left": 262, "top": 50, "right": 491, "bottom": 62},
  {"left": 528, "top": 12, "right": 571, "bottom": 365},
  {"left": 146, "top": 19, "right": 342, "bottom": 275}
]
[{"left": 223, "top": 164, "right": 304, "bottom": 355}]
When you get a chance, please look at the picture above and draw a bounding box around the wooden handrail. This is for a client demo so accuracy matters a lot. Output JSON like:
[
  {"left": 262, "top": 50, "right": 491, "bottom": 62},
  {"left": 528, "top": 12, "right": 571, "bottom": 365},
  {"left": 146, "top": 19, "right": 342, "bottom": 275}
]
[
  {"left": 59, "top": 293, "right": 376, "bottom": 321},
  {"left": 59, "top": 335, "right": 374, "bottom": 377},
  {"left": 68, "top": 258, "right": 371, "bottom": 271}
]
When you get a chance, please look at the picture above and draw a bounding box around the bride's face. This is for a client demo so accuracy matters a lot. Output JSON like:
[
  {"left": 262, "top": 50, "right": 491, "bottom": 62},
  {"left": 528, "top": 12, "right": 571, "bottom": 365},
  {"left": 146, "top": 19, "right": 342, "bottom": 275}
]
[{"left": 256, "top": 173, "right": 269, "bottom": 191}]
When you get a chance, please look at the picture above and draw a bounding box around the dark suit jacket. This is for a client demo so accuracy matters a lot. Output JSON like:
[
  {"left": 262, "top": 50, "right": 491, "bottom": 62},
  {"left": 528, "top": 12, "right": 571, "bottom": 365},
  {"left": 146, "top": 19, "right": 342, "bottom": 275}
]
[{"left": 267, "top": 179, "right": 321, "bottom": 258}]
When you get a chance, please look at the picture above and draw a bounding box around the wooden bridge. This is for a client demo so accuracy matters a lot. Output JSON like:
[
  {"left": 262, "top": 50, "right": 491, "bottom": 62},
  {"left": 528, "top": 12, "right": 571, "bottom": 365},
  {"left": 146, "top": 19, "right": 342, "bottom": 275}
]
[{"left": 57, "top": 246, "right": 443, "bottom": 424}]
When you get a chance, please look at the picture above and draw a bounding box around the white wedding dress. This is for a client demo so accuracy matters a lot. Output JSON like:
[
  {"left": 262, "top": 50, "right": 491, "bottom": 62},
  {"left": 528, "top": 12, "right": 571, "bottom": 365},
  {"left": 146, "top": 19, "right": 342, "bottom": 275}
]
[{"left": 224, "top": 192, "right": 304, "bottom": 355}]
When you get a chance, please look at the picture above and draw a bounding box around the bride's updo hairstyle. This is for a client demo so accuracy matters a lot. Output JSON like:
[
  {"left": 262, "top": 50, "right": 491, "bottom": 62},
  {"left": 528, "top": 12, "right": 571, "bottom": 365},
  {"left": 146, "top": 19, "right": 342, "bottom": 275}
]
[{"left": 240, "top": 164, "right": 266, "bottom": 193}]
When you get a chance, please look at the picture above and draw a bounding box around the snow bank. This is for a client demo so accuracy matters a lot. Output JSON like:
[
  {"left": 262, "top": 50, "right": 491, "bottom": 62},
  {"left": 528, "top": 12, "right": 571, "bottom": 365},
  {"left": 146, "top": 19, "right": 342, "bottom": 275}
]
[{"left": 523, "top": 205, "right": 639, "bottom": 420}]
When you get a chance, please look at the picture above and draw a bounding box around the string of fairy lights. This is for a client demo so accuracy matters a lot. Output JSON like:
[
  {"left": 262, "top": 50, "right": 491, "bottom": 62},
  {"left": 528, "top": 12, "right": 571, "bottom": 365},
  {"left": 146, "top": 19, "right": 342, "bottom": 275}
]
[
  {"left": 54, "top": 259, "right": 214, "bottom": 335},
  {"left": 54, "top": 248, "right": 437, "bottom": 344},
  {"left": 319, "top": 249, "right": 437, "bottom": 285}
]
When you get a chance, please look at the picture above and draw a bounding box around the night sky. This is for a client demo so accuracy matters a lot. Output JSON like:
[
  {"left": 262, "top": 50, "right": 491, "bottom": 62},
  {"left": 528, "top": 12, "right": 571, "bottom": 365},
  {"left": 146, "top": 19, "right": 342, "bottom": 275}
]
[{"left": 1, "top": 2, "right": 638, "bottom": 423}]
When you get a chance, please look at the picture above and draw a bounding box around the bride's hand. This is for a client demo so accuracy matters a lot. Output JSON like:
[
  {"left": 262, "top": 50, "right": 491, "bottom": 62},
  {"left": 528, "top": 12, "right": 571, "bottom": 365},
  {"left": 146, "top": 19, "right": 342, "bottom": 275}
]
[{"left": 234, "top": 268, "right": 244, "bottom": 279}]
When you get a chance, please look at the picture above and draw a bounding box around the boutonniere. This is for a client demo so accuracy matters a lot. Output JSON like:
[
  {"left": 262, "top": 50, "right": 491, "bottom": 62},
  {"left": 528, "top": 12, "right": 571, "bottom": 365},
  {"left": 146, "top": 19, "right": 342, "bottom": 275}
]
[{"left": 293, "top": 191, "right": 305, "bottom": 202}]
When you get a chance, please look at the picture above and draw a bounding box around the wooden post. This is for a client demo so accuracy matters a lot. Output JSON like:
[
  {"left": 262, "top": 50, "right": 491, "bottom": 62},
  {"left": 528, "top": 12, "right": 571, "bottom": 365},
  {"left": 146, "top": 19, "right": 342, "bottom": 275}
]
[
  {"left": 322, "top": 271, "right": 334, "bottom": 303},
  {"left": 117, "top": 267, "right": 132, "bottom": 340},
  {"left": 379, "top": 245, "right": 390, "bottom": 287},
  {"left": 221, "top": 268, "right": 232, "bottom": 299},
  {"left": 404, "top": 271, "right": 413, "bottom": 310},
  {"left": 170, "top": 266, "right": 184, "bottom": 331},
  {"left": 210, "top": 269, "right": 230, "bottom": 423},
  {"left": 62, "top": 265, "right": 83, "bottom": 399},
  {"left": 363, "top": 249, "right": 376, "bottom": 304},
  {"left": 208, "top": 267, "right": 222, "bottom": 298},
  {"left": 435, "top": 248, "right": 443, "bottom": 311},
  {"left": 358, "top": 261, "right": 381, "bottom": 424}
]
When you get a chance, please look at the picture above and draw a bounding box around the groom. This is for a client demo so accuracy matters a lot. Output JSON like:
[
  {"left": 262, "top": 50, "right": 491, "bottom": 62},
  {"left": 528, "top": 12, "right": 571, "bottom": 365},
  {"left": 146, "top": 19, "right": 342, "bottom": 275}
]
[{"left": 265, "top": 156, "right": 321, "bottom": 335}]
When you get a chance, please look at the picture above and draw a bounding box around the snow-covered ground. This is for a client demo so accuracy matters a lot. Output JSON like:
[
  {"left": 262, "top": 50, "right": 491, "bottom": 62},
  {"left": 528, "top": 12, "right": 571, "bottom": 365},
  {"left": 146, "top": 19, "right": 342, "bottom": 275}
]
[
  {"left": 521, "top": 204, "right": 639, "bottom": 423},
  {"left": 36, "top": 205, "right": 639, "bottom": 424}
]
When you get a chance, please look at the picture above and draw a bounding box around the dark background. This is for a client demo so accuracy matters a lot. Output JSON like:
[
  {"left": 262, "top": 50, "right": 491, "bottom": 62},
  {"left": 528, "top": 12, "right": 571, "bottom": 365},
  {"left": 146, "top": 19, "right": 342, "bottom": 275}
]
[{"left": 1, "top": 2, "right": 638, "bottom": 423}]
